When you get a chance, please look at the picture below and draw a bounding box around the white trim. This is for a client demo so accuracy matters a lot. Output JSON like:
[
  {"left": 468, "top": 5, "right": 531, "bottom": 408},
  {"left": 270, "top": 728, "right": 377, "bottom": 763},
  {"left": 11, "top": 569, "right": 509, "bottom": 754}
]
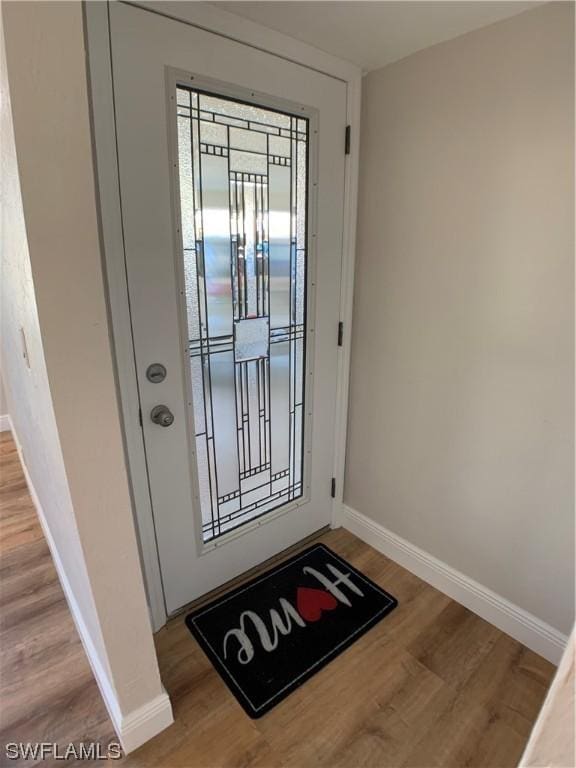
[
  {"left": 125, "top": 1, "right": 360, "bottom": 82},
  {"left": 0, "top": 414, "right": 10, "bottom": 432},
  {"left": 331, "top": 77, "right": 362, "bottom": 528},
  {"left": 119, "top": 692, "right": 174, "bottom": 754},
  {"left": 84, "top": 1, "right": 362, "bottom": 629},
  {"left": 163, "top": 68, "right": 319, "bottom": 559},
  {"left": 84, "top": 0, "right": 167, "bottom": 631},
  {"left": 519, "top": 628, "right": 575, "bottom": 766},
  {"left": 342, "top": 504, "right": 568, "bottom": 664},
  {"left": 8, "top": 417, "right": 173, "bottom": 753}
]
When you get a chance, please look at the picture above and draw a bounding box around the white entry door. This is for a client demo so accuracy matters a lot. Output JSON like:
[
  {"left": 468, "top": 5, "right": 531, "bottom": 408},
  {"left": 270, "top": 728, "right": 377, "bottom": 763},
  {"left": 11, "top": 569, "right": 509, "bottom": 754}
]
[{"left": 109, "top": 2, "right": 347, "bottom": 615}]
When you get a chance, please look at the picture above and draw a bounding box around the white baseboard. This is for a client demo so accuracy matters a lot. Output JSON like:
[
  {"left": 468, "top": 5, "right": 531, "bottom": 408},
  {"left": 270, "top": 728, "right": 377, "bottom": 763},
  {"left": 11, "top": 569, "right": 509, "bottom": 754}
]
[
  {"left": 8, "top": 420, "right": 173, "bottom": 753},
  {"left": 0, "top": 414, "right": 11, "bottom": 432},
  {"left": 342, "top": 504, "right": 567, "bottom": 664},
  {"left": 120, "top": 692, "right": 174, "bottom": 754}
]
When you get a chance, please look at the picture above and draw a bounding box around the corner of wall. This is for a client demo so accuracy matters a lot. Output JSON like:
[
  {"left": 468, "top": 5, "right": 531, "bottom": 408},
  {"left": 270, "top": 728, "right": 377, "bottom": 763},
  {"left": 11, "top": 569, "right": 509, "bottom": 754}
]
[
  {"left": 342, "top": 503, "right": 568, "bottom": 664},
  {"left": 1, "top": 2, "right": 173, "bottom": 753}
]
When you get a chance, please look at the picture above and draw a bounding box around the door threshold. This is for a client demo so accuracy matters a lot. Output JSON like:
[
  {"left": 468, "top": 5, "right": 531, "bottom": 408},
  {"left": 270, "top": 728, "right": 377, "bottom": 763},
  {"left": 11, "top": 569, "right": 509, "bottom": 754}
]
[{"left": 164, "top": 526, "right": 330, "bottom": 624}]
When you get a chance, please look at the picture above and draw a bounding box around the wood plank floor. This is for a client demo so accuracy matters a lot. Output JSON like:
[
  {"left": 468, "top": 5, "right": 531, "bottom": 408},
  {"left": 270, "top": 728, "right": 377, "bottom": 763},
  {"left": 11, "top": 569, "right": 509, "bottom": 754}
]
[
  {"left": 0, "top": 430, "right": 554, "bottom": 767},
  {"left": 0, "top": 432, "right": 116, "bottom": 767}
]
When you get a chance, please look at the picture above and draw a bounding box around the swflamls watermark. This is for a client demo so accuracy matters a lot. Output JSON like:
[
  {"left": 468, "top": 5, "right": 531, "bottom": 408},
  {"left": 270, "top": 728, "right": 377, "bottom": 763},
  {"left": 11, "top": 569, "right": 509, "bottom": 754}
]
[{"left": 4, "top": 742, "right": 123, "bottom": 761}]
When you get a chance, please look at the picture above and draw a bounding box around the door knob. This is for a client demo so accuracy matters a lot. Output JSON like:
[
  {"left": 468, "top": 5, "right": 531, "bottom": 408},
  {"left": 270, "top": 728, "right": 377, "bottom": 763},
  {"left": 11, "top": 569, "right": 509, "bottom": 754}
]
[{"left": 150, "top": 405, "right": 174, "bottom": 427}]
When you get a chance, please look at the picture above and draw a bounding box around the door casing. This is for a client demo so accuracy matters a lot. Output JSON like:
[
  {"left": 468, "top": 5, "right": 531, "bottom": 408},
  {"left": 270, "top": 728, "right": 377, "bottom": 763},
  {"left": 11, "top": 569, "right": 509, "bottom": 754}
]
[{"left": 84, "top": 0, "right": 362, "bottom": 631}]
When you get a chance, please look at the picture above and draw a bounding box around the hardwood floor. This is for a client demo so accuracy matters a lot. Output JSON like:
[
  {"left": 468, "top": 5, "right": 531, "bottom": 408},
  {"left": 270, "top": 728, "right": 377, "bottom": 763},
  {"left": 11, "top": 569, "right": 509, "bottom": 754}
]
[
  {"left": 0, "top": 432, "right": 116, "bottom": 767},
  {"left": 0, "top": 430, "right": 554, "bottom": 767},
  {"left": 136, "top": 530, "right": 553, "bottom": 768}
]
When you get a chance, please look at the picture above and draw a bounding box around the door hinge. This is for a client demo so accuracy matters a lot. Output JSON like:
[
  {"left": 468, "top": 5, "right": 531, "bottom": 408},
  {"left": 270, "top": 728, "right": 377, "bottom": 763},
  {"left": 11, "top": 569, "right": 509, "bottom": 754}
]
[
  {"left": 345, "top": 125, "right": 351, "bottom": 155},
  {"left": 330, "top": 477, "right": 336, "bottom": 498},
  {"left": 337, "top": 321, "right": 344, "bottom": 347},
  {"left": 138, "top": 407, "right": 143, "bottom": 427}
]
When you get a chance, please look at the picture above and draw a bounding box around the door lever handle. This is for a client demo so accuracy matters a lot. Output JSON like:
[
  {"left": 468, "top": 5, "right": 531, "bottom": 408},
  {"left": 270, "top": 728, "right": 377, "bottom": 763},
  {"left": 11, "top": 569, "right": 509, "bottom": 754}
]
[{"left": 150, "top": 405, "right": 174, "bottom": 427}]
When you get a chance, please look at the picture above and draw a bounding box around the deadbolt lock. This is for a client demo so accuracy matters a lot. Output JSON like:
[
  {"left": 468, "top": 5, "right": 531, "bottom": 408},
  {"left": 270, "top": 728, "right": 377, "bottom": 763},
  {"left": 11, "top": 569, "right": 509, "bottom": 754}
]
[
  {"left": 150, "top": 405, "right": 174, "bottom": 428},
  {"left": 146, "top": 363, "right": 167, "bottom": 383}
]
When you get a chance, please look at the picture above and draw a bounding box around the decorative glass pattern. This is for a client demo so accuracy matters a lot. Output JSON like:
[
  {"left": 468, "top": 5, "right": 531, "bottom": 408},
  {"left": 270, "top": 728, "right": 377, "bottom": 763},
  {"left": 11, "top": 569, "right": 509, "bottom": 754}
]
[{"left": 176, "top": 86, "right": 309, "bottom": 542}]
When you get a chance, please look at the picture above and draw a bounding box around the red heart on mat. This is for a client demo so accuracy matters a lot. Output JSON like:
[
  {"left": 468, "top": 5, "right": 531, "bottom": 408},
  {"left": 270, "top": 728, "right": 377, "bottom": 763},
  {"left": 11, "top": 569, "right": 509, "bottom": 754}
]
[{"left": 296, "top": 587, "right": 338, "bottom": 622}]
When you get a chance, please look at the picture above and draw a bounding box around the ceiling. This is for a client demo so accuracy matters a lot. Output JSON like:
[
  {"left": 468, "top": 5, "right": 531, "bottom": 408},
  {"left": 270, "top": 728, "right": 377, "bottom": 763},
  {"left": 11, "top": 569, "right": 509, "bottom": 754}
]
[{"left": 211, "top": 1, "right": 544, "bottom": 72}]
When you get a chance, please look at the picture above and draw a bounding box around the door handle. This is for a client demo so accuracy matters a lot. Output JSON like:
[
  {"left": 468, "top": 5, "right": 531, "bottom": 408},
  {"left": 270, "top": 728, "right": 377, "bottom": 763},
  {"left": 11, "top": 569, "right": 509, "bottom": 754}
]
[{"left": 150, "top": 405, "right": 174, "bottom": 427}]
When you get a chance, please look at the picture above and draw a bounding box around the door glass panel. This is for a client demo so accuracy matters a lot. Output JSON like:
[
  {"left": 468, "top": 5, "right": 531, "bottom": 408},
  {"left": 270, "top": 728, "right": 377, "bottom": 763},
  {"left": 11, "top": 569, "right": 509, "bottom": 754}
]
[{"left": 176, "top": 86, "right": 309, "bottom": 543}]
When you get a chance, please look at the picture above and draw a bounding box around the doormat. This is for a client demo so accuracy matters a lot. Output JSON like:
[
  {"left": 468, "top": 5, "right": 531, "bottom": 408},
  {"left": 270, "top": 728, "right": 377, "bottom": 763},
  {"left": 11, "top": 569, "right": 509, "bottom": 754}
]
[{"left": 185, "top": 544, "right": 398, "bottom": 718}]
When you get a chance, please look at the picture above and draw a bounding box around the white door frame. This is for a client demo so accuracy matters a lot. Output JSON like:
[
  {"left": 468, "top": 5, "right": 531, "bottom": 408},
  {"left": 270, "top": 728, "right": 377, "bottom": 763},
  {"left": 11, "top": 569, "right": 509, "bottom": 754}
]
[{"left": 84, "top": 0, "right": 362, "bottom": 631}]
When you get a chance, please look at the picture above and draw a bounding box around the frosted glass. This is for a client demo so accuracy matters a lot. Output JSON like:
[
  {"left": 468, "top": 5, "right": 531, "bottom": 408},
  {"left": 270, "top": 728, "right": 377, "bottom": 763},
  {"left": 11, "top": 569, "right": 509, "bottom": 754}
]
[
  {"left": 183, "top": 252, "right": 200, "bottom": 341},
  {"left": 269, "top": 135, "right": 290, "bottom": 158},
  {"left": 247, "top": 360, "right": 261, "bottom": 473},
  {"left": 177, "top": 117, "right": 195, "bottom": 252},
  {"left": 200, "top": 94, "right": 291, "bottom": 130},
  {"left": 234, "top": 317, "right": 269, "bottom": 361},
  {"left": 268, "top": 165, "right": 291, "bottom": 329},
  {"left": 177, "top": 89, "right": 190, "bottom": 107},
  {"left": 243, "top": 178, "right": 257, "bottom": 315},
  {"left": 229, "top": 149, "right": 267, "bottom": 175},
  {"left": 270, "top": 341, "right": 290, "bottom": 476},
  {"left": 200, "top": 121, "right": 227, "bottom": 147},
  {"left": 196, "top": 439, "right": 214, "bottom": 530},
  {"left": 176, "top": 85, "right": 308, "bottom": 542},
  {"left": 200, "top": 154, "right": 233, "bottom": 338},
  {"left": 230, "top": 127, "right": 267, "bottom": 154},
  {"left": 210, "top": 351, "right": 240, "bottom": 499},
  {"left": 296, "top": 137, "right": 307, "bottom": 250},
  {"left": 190, "top": 356, "right": 205, "bottom": 435}
]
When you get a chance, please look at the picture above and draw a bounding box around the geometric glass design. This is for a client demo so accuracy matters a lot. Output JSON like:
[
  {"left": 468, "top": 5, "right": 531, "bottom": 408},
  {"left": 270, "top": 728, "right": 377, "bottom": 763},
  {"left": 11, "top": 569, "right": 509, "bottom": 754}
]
[
  {"left": 176, "top": 86, "right": 308, "bottom": 543},
  {"left": 234, "top": 317, "right": 270, "bottom": 362}
]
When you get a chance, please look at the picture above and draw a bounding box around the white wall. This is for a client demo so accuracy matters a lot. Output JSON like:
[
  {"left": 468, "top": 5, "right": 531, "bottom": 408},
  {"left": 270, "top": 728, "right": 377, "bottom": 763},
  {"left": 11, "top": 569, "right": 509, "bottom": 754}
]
[
  {"left": 345, "top": 2, "right": 574, "bottom": 635},
  {"left": 0, "top": 8, "right": 110, "bottom": 673},
  {"left": 0, "top": 375, "right": 8, "bottom": 427},
  {"left": 1, "top": 1, "right": 171, "bottom": 749}
]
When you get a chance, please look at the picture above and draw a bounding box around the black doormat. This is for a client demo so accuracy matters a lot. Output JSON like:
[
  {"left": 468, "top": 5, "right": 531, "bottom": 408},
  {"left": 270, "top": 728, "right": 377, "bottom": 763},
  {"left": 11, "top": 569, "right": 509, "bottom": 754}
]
[{"left": 185, "top": 543, "right": 398, "bottom": 718}]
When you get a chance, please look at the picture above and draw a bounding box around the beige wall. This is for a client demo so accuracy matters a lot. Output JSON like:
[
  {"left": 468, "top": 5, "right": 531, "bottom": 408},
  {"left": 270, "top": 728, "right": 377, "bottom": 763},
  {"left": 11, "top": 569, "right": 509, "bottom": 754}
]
[
  {"left": 1, "top": 0, "right": 168, "bottom": 731},
  {"left": 345, "top": 2, "right": 574, "bottom": 634}
]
